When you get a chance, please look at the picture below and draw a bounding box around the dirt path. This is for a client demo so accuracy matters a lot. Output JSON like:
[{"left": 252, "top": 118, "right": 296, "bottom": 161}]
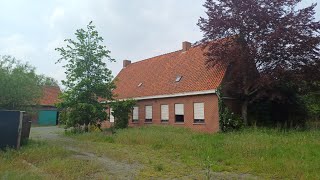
[
  {"left": 31, "top": 126, "right": 65, "bottom": 140},
  {"left": 30, "top": 126, "right": 141, "bottom": 179}
]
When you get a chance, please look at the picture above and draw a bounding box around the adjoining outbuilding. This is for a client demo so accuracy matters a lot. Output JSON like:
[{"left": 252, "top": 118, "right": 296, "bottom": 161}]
[{"left": 31, "top": 86, "right": 61, "bottom": 126}]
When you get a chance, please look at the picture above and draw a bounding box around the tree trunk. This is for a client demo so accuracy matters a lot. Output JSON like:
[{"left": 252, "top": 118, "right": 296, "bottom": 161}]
[
  {"left": 84, "top": 123, "right": 89, "bottom": 132},
  {"left": 242, "top": 100, "right": 248, "bottom": 125}
]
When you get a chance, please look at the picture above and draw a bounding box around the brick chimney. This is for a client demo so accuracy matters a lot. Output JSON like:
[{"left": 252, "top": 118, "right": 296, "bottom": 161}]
[
  {"left": 182, "top": 41, "right": 191, "bottom": 52},
  {"left": 123, "top": 60, "right": 131, "bottom": 68}
]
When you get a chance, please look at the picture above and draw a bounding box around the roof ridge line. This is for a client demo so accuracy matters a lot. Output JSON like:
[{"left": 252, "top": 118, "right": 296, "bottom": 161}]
[
  {"left": 128, "top": 42, "right": 203, "bottom": 65},
  {"left": 130, "top": 49, "right": 182, "bottom": 65}
]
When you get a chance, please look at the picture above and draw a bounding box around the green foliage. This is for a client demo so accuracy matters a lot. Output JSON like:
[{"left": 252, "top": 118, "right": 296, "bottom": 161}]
[
  {"left": 109, "top": 99, "right": 136, "bottom": 129},
  {"left": 59, "top": 102, "right": 107, "bottom": 130},
  {"left": 217, "top": 87, "right": 243, "bottom": 132},
  {"left": 55, "top": 21, "right": 115, "bottom": 131},
  {"left": 303, "top": 93, "right": 320, "bottom": 119},
  {"left": 37, "top": 74, "right": 59, "bottom": 86},
  {"left": 0, "top": 55, "right": 49, "bottom": 110},
  {"left": 219, "top": 105, "right": 243, "bottom": 132},
  {"left": 248, "top": 83, "right": 308, "bottom": 128}
]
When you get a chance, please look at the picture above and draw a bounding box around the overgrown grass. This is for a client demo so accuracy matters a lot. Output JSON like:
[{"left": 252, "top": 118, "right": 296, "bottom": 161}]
[
  {"left": 3, "top": 127, "right": 319, "bottom": 179},
  {"left": 68, "top": 126, "right": 320, "bottom": 179},
  {"left": 0, "top": 140, "right": 106, "bottom": 179}
]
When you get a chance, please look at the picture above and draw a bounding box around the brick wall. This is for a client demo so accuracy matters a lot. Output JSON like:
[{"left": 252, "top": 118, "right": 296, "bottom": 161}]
[
  {"left": 128, "top": 94, "right": 220, "bottom": 133},
  {"left": 101, "top": 120, "right": 114, "bottom": 128}
]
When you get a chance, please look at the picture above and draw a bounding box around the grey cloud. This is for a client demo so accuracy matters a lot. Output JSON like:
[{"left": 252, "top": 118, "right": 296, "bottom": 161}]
[{"left": 0, "top": 0, "right": 318, "bottom": 86}]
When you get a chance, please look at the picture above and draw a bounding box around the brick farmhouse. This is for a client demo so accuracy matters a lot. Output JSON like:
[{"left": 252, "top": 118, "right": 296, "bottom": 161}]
[{"left": 106, "top": 41, "right": 241, "bottom": 133}]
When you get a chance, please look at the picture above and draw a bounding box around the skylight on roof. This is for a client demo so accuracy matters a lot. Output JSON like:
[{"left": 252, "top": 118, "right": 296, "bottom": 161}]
[
  {"left": 175, "top": 76, "right": 182, "bottom": 82},
  {"left": 138, "top": 83, "right": 143, "bottom": 87}
]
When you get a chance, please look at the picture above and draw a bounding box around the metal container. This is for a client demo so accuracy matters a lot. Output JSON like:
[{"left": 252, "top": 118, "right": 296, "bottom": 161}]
[{"left": 0, "top": 110, "right": 23, "bottom": 149}]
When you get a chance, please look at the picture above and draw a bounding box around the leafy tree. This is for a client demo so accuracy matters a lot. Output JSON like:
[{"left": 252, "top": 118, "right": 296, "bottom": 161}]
[
  {"left": 56, "top": 21, "right": 115, "bottom": 132},
  {"left": 0, "top": 55, "right": 43, "bottom": 110},
  {"left": 109, "top": 100, "right": 136, "bottom": 129},
  {"left": 38, "top": 74, "right": 59, "bottom": 86},
  {"left": 198, "top": 0, "right": 320, "bottom": 124}
]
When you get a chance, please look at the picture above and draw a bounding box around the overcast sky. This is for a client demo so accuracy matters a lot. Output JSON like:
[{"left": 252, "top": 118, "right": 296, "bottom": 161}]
[{"left": 0, "top": 0, "right": 319, "bottom": 86}]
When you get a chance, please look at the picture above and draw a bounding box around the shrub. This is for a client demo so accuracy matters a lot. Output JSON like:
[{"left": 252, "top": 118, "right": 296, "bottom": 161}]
[
  {"left": 109, "top": 99, "right": 136, "bottom": 129},
  {"left": 217, "top": 88, "right": 243, "bottom": 132},
  {"left": 219, "top": 106, "right": 243, "bottom": 132}
]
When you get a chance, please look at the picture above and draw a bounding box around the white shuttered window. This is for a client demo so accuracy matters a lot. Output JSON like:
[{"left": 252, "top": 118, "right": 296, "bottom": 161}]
[
  {"left": 194, "top": 103, "right": 205, "bottom": 123},
  {"left": 175, "top": 104, "right": 184, "bottom": 115},
  {"left": 161, "top": 105, "right": 169, "bottom": 121},
  {"left": 145, "top": 106, "right": 152, "bottom": 121},
  {"left": 133, "top": 107, "right": 139, "bottom": 121},
  {"left": 110, "top": 108, "right": 114, "bottom": 123}
]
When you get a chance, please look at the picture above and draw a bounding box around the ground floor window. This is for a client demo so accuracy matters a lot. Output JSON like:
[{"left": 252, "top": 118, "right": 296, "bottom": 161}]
[
  {"left": 175, "top": 104, "right": 184, "bottom": 123},
  {"left": 132, "top": 106, "right": 139, "bottom": 122},
  {"left": 161, "top": 104, "right": 169, "bottom": 122},
  {"left": 194, "top": 102, "right": 205, "bottom": 123},
  {"left": 145, "top": 105, "right": 152, "bottom": 122}
]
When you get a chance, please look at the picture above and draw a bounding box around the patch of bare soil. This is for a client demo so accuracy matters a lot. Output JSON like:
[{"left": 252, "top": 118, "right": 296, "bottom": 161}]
[{"left": 68, "top": 147, "right": 141, "bottom": 179}]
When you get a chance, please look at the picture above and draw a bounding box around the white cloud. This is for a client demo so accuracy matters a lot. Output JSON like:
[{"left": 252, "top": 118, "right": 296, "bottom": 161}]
[
  {"left": 47, "top": 7, "right": 65, "bottom": 28},
  {"left": 0, "top": 34, "right": 37, "bottom": 60}
]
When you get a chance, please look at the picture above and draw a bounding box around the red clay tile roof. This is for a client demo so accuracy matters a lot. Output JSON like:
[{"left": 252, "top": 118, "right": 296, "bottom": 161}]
[
  {"left": 39, "top": 86, "right": 61, "bottom": 106},
  {"left": 113, "top": 44, "right": 227, "bottom": 99}
]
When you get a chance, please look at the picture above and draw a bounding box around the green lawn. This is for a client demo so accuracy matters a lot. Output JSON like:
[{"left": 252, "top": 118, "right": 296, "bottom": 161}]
[
  {"left": 69, "top": 126, "right": 320, "bottom": 179},
  {"left": 0, "top": 140, "right": 103, "bottom": 179},
  {"left": 1, "top": 126, "right": 320, "bottom": 179}
]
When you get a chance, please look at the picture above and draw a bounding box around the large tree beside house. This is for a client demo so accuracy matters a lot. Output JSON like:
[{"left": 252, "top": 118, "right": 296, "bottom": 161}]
[
  {"left": 55, "top": 21, "right": 115, "bottom": 131},
  {"left": 198, "top": 0, "right": 320, "bottom": 124}
]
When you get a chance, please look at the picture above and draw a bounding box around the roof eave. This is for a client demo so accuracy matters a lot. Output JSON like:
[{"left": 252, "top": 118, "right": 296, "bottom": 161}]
[{"left": 103, "top": 89, "right": 217, "bottom": 103}]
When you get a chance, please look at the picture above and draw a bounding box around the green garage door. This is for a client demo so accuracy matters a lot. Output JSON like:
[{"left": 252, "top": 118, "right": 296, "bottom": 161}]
[{"left": 38, "top": 110, "right": 57, "bottom": 126}]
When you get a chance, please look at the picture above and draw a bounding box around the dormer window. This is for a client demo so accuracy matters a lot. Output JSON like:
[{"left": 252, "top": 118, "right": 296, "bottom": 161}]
[
  {"left": 175, "top": 76, "right": 182, "bottom": 82},
  {"left": 138, "top": 83, "right": 143, "bottom": 87}
]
